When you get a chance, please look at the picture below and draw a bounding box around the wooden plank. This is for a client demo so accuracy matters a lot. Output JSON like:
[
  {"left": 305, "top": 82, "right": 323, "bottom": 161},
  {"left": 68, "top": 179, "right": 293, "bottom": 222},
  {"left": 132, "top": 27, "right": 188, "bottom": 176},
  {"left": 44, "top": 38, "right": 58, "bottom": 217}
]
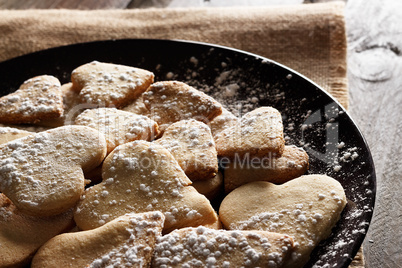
[
  {"left": 304, "top": 0, "right": 346, "bottom": 3},
  {"left": 346, "top": 0, "right": 402, "bottom": 267},
  {"left": 127, "top": 0, "right": 304, "bottom": 8},
  {"left": 0, "top": 0, "right": 132, "bottom": 9}
]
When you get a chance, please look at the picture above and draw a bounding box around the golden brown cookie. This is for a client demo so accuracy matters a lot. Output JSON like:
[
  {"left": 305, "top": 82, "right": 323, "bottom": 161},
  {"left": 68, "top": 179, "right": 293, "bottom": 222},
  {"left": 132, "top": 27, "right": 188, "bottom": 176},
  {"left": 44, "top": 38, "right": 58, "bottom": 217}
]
[
  {"left": 71, "top": 61, "right": 154, "bottom": 108},
  {"left": 0, "top": 123, "right": 50, "bottom": 133},
  {"left": 121, "top": 93, "right": 150, "bottom": 116},
  {"left": 155, "top": 119, "right": 218, "bottom": 181},
  {"left": 0, "top": 194, "right": 74, "bottom": 268},
  {"left": 60, "top": 82, "right": 82, "bottom": 122},
  {"left": 224, "top": 145, "right": 309, "bottom": 193},
  {"left": 219, "top": 175, "right": 347, "bottom": 268},
  {"left": 0, "top": 127, "right": 33, "bottom": 145},
  {"left": 74, "top": 140, "right": 219, "bottom": 233},
  {"left": 0, "top": 125, "right": 107, "bottom": 216},
  {"left": 152, "top": 226, "right": 294, "bottom": 268},
  {"left": 203, "top": 218, "right": 222, "bottom": 230},
  {"left": 215, "top": 106, "right": 285, "bottom": 158},
  {"left": 143, "top": 81, "right": 222, "bottom": 133},
  {"left": 209, "top": 107, "right": 239, "bottom": 139},
  {"left": 37, "top": 82, "right": 82, "bottom": 127},
  {"left": 0, "top": 75, "right": 63, "bottom": 124},
  {"left": 192, "top": 171, "right": 223, "bottom": 200},
  {"left": 31, "top": 212, "right": 164, "bottom": 268},
  {"left": 75, "top": 107, "right": 159, "bottom": 153}
]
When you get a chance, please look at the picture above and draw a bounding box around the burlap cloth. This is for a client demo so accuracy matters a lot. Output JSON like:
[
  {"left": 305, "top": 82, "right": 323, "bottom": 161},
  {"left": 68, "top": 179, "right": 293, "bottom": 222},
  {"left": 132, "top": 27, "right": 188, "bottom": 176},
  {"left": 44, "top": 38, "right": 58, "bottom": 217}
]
[
  {"left": 0, "top": 1, "right": 348, "bottom": 108},
  {"left": 0, "top": 1, "right": 363, "bottom": 266}
]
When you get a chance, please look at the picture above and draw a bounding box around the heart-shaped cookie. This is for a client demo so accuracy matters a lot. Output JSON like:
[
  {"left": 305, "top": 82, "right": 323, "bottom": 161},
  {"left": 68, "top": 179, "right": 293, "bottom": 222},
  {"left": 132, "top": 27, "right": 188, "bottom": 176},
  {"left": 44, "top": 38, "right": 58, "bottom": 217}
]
[
  {"left": 0, "top": 123, "right": 49, "bottom": 133},
  {"left": 155, "top": 119, "right": 218, "bottom": 181},
  {"left": 0, "top": 75, "right": 63, "bottom": 124},
  {"left": 75, "top": 107, "right": 159, "bottom": 153},
  {"left": 219, "top": 175, "right": 347, "bottom": 268},
  {"left": 71, "top": 61, "right": 154, "bottom": 108},
  {"left": 214, "top": 106, "right": 285, "bottom": 158},
  {"left": 37, "top": 82, "right": 82, "bottom": 127},
  {"left": 0, "top": 125, "right": 107, "bottom": 216},
  {"left": 192, "top": 171, "right": 223, "bottom": 200},
  {"left": 142, "top": 81, "right": 222, "bottom": 133},
  {"left": 74, "top": 140, "right": 219, "bottom": 233},
  {"left": 223, "top": 145, "right": 309, "bottom": 193},
  {"left": 0, "top": 194, "right": 74, "bottom": 268},
  {"left": 121, "top": 92, "right": 150, "bottom": 116},
  {"left": 153, "top": 226, "right": 294, "bottom": 268},
  {"left": 0, "top": 127, "right": 33, "bottom": 145},
  {"left": 31, "top": 212, "right": 164, "bottom": 268},
  {"left": 209, "top": 107, "right": 239, "bottom": 139}
]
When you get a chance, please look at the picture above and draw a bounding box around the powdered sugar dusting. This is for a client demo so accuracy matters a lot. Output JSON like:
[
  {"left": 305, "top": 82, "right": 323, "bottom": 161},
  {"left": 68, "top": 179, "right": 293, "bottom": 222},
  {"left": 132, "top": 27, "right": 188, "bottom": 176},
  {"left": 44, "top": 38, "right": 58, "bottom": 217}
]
[
  {"left": 88, "top": 211, "right": 164, "bottom": 267},
  {"left": 153, "top": 226, "right": 293, "bottom": 267}
]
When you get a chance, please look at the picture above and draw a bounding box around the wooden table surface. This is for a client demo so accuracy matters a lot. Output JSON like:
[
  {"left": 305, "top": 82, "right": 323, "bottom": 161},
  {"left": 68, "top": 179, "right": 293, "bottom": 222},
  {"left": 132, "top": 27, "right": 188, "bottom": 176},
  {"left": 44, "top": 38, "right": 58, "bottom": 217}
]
[{"left": 1, "top": 0, "right": 400, "bottom": 268}]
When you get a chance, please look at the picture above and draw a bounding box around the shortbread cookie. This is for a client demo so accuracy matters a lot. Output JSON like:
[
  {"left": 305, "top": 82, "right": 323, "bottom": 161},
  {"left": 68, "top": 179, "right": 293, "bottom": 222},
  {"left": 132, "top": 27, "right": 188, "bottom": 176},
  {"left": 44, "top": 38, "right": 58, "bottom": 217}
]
[
  {"left": 152, "top": 226, "right": 294, "bottom": 268},
  {"left": 209, "top": 107, "right": 239, "bottom": 156},
  {"left": 0, "top": 194, "right": 74, "bottom": 268},
  {"left": 32, "top": 212, "right": 164, "bottom": 268},
  {"left": 121, "top": 93, "right": 150, "bottom": 116},
  {"left": 224, "top": 145, "right": 309, "bottom": 193},
  {"left": 143, "top": 81, "right": 222, "bottom": 133},
  {"left": 219, "top": 175, "right": 347, "bottom": 268},
  {"left": 60, "top": 82, "right": 84, "bottom": 125},
  {"left": 75, "top": 108, "right": 159, "bottom": 153},
  {"left": 71, "top": 61, "right": 154, "bottom": 108},
  {"left": 203, "top": 218, "right": 222, "bottom": 230},
  {"left": 0, "top": 127, "right": 33, "bottom": 145},
  {"left": 209, "top": 107, "right": 239, "bottom": 139},
  {"left": 37, "top": 82, "right": 82, "bottom": 127},
  {"left": 74, "top": 140, "right": 219, "bottom": 233},
  {"left": 215, "top": 106, "right": 285, "bottom": 158},
  {"left": 192, "top": 171, "right": 223, "bottom": 200},
  {"left": 155, "top": 119, "right": 218, "bottom": 181},
  {"left": 0, "top": 126, "right": 107, "bottom": 216},
  {"left": 0, "top": 75, "right": 63, "bottom": 124},
  {"left": 0, "top": 123, "right": 50, "bottom": 133}
]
